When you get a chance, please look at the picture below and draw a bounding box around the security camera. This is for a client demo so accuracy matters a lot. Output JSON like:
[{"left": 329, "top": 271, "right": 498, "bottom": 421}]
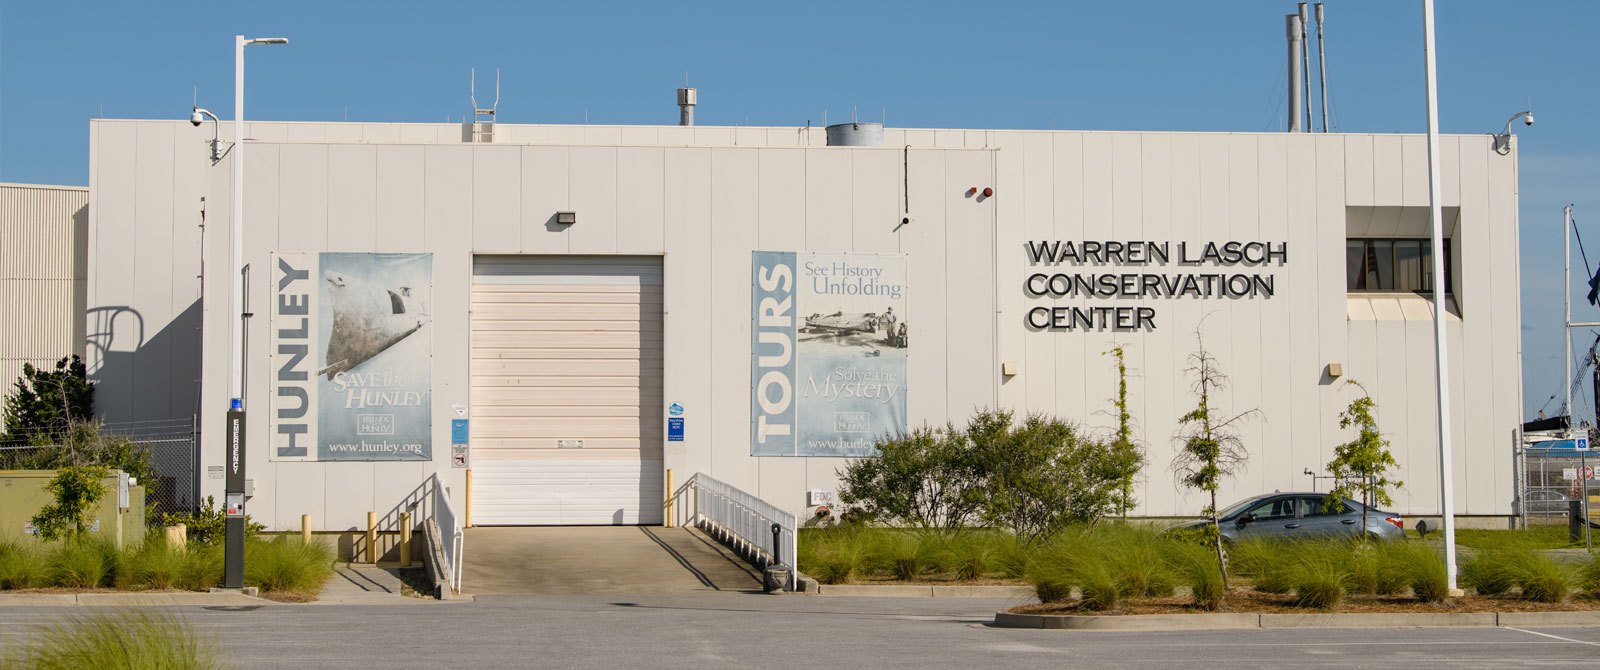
[
  {"left": 190, "top": 108, "right": 204, "bottom": 127},
  {"left": 1524, "top": 114, "right": 1535, "bottom": 126}
]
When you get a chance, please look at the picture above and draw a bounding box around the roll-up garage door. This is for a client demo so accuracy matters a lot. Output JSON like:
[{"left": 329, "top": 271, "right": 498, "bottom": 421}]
[{"left": 470, "top": 256, "right": 663, "bottom": 525}]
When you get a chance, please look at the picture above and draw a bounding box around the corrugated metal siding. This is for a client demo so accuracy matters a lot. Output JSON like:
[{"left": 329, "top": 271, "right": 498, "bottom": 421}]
[
  {"left": 0, "top": 183, "right": 87, "bottom": 386},
  {"left": 470, "top": 255, "right": 664, "bottom": 525}
]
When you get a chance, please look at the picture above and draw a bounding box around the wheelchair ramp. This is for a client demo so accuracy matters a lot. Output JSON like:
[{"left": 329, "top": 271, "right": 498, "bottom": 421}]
[{"left": 459, "top": 526, "right": 762, "bottom": 595}]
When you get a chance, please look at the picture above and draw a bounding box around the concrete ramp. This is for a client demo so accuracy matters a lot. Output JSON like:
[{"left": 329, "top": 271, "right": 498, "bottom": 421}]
[{"left": 460, "top": 526, "right": 763, "bottom": 595}]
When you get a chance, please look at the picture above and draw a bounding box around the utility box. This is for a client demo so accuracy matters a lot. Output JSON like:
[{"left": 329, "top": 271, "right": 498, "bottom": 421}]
[{"left": 0, "top": 470, "right": 146, "bottom": 547}]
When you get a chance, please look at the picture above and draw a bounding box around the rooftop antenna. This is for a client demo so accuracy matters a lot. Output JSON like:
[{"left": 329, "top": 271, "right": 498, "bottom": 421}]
[{"left": 470, "top": 68, "right": 498, "bottom": 143}]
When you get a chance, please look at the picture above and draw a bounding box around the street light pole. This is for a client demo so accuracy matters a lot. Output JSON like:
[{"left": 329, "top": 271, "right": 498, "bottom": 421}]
[
  {"left": 1420, "top": 0, "right": 1461, "bottom": 596},
  {"left": 224, "top": 34, "right": 286, "bottom": 591}
]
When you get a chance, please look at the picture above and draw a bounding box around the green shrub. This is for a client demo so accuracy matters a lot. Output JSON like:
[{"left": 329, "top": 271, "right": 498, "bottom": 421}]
[
  {"left": 244, "top": 536, "right": 334, "bottom": 593},
  {"left": 1344, "top": 544, "right": 1380, "bottom": 595},
  {"left": 871, "top": 532, "right": 940, "bottom": 581},
  {"left": 48, "top": 539, "right": 114, "bottom": 588},
  {"left": 1515, "top": 555, "right": 1572, "bottom": 603},
  {"left": 0, "top": 541, "right": 47, "bottom": 589},
  {"left": 162, "top": 496, "right": 265, "bottom": 547},
  {"left": 11, "top": 607, "right": 223, "bottom": 670},
  {"left": 1460, "top": 549, "right": 1519, "bottom": 596},
  {"left": 1292, "top": 555, "right": 1346, "bottom": 608}
]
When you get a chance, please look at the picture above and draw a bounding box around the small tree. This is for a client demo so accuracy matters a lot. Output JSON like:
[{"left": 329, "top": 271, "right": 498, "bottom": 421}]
[
  {"left": 3, "top": 356, "right": 95, "bottom": 442},
  {"left": 1102, "top": 345, "right": 1146, "bottom": 516},
  {"left": 1325, "top": 380, "right": 1403, "bottom": 531},
  {"left": 32, "top": 465, "right": 109, "bottom": 541},
  {"left": 1172, "top": 327, "right": 1257, "bottom": 589},
  {"left": 837, "top": 423, "right": 986, "bottom": 530},
  {"left": 972, "top": 411, "right": 1128, "bottom": 541}
]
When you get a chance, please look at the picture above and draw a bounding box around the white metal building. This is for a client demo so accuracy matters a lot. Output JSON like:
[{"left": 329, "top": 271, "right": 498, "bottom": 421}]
[
  {"left": 84, "top": 115, "right": 1522, "bottom": 532},
  {"left": 1, "top": 183, "right": 88, "bottom": 390}
]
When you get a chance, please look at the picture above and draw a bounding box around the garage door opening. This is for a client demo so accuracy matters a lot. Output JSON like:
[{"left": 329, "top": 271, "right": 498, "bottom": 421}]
[{"left": 470, "top": 256, "right": 664, "bottom": 525}]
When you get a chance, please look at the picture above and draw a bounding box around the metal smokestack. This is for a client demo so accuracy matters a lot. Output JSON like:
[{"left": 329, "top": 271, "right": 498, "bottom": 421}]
[
  {"left": 1299, "top": 3, "right": 1312, "bottom": 133},
  {"left": 1315, "top": 3, "right": 1330, "bottom": 132},
  {"left": 677, "top": 87, "right": 696, "bottom": 126},
  {"left": 1286, "top": 13, "right": 1304, "bottom": 133}
]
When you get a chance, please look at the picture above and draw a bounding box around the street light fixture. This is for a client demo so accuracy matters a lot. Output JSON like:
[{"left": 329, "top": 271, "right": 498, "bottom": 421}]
[{"left": 223, "top": 33, "right": 287, "bottom": 592}]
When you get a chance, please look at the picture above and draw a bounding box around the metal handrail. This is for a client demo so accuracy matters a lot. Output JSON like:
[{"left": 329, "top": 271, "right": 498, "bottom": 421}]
[
  {"left": 686, "top": 472, "right": 797, "bottom": 590},
  {"left": 429, "top": 473, "right": 464, "bottom": 593}
]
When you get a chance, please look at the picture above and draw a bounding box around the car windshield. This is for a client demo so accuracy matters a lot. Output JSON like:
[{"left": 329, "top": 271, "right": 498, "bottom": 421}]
[{"left": 1217, "top": 496, "right": 1266, "bottom": 520}]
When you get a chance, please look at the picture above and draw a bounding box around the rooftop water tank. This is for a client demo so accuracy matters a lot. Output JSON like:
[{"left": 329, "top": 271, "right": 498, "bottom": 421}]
[{"left": 825, "top": 122, "right": 883, "bottom": 147}]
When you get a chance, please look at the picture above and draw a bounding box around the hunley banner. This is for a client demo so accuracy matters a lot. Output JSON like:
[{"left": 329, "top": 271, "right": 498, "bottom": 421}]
[
  {"left": 750, "top": 252, "right": 908, "bottom": 457},
  {"left": 271, "top": 253, "right": 432, "bottom": 461}
]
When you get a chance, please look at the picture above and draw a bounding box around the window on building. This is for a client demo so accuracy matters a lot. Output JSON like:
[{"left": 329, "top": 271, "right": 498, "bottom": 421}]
[{"left": 1345, "top": 238, "right": 1452, "bottom": 294}]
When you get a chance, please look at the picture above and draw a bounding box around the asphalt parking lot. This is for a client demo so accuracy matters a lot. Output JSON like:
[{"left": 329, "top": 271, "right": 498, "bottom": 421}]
[{"left": 5, "top": 593, "right": 1600, "bottom": 669}]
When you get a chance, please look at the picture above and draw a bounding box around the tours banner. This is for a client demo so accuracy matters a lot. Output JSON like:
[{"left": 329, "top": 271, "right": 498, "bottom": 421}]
[
  {"left": 750, "top": 251, "right": 908, "bottom": 457},
  {"left": 270, "top": 253, "right": 432, "bottom": 461}
]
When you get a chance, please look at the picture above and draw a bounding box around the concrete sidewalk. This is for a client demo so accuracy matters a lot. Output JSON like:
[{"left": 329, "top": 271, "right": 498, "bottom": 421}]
[{"left": 460, "top": 526, "right": 763, "bottom": 595}]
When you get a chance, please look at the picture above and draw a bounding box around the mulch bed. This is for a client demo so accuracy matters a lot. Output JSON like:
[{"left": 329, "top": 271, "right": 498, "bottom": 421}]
[{"left": 1011, "top": 590, "right": 1600, "bottom": 616}]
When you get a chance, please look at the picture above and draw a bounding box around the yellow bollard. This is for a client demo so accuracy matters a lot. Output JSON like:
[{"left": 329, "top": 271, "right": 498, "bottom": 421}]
[
  {"left": 365, "top": 511, "right": 377, "bottom": 564},
  {"left": 400, "top": 512, "right": 412, "bottom": 566},
  {"left": 165, "top": 524, "right": 186, "bottom": 552},
  {"left": 301, "top": 514, "right": 311, "bottom": 545},
  {"left": 465, "top": 469, "right": 473, "bottom": 528},
  {"left": 665, "top": 469, "right": 675, "bottom": 528}
]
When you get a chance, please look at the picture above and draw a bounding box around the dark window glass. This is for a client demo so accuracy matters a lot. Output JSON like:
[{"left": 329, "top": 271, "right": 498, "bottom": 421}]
[
  {"left": 1346, "top": 238, "right": 1451, "bottom": 294},
  {"left": 1300, "top": 496, "right": 1350, "bottom": 517}
]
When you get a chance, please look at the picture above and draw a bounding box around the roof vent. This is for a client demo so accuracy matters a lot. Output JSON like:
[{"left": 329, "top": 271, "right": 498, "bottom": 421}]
[{"left": 825, "top": 122, "right": 883, "bottom": 147}]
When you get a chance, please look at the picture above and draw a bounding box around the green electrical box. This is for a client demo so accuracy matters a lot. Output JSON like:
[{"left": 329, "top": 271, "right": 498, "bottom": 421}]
[{"left": 0, "top": 470, "right": 146, "bottom": 547}]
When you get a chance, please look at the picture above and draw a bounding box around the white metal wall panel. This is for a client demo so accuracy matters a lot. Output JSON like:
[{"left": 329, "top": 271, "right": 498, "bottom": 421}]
[
  {"left": 0, "top": 183, "right": 87, "bottom": 389},
  {"left": 471, "top": 255, "right": 664, "bottom": 525}
]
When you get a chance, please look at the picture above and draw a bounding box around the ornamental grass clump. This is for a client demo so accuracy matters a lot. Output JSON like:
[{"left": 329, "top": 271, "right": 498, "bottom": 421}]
[
  {"left": 1230, "top": 539, "right": 1294, "bottom": 594},
  {"left": 1391, "top": 542, "right": 1448, "bottom": 602},
  {"left": 1100, "top": 524, "right": 1177, "bottom": 597},
  {"left": 1291, "top": 553, "right": 1346, "bottom": 609},
  {"left": 245, "top": 536, "right": 334, "bottom": 593},
  {"left": 48, "top": 538, "right": 114, "bottom": 588},
  {"left": 1581, "top": 554, "right": 1600, "bottom": 595},
  {"left": 11, "top": 608, "right": 223, "bottom": 670},
  {"left": 0, "top": 541, "right": 48, "bottom": 589},
  {"left": 934, "top": 531, "right": 995, "bottom": 581},
  {"left": 1167, "top": 541, "right": 1225, "bottom": 611},
  {"left": 175, "top": 544, "right": 223, "bottom": 592},
  {"left": 873, "top": 531, "right": 941, "bottom": 581},
  {"left": 1460, "top": 549, "right": 1520, "bottom": 596},
  {"left": 1514, "top": 554, "right": 1572, "bottom": 604},
  {"left": 808, "top": 529, "right": 868, "bottom": 585},
  {"left": 122, "top": 538, "right": 186, "bottom": 590}
]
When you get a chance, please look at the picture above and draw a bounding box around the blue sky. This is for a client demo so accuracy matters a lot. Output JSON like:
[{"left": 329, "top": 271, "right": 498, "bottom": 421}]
[{"left": 2, "top": 1, "right": 1595, "bottom": 419}]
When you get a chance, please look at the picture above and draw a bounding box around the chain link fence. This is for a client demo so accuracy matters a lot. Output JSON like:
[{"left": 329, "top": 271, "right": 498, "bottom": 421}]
[
  {"left": 106, "top": 417, "right": 199, "bottom": 521},
  {"left": 1517, "top": 442, "right": 1599, "bottom": 527},
  {"left": 0, "top": 416, "right": 198, "bottom": 525}
]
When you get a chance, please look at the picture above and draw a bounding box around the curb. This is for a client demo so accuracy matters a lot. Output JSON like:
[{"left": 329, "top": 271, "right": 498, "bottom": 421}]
[
  {"left": 817, "top": 584, "right": 1035, "bottom": 598},
  {"left": 993, "top": 610, "right": 1600, "bottom": 631},
  {"left": 0, "top": 592, "right": 270, "bottom": 607}
]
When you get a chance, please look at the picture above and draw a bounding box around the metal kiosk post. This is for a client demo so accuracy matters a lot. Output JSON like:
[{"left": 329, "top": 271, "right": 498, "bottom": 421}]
[{"left": 224, "top": 406, "right": 247, "bottom": 588}]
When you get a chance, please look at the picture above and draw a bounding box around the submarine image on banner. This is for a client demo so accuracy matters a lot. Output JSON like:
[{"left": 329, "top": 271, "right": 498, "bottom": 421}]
[{"left": 317, "top": 270, "right": 429, "bottom": 379}]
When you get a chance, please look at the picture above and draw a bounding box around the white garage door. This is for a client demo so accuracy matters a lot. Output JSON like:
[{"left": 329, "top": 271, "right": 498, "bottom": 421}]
[{"left": 470, "top": 256, "right": 663, "bottom": 525}]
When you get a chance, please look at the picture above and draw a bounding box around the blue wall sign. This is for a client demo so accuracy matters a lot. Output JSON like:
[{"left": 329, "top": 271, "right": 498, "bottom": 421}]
[
  {"left": 451, "top": 419, "right": 469, "bottom": 445},
  {"left": 668, "top": 418, "right": 684, "bottom": 442}
]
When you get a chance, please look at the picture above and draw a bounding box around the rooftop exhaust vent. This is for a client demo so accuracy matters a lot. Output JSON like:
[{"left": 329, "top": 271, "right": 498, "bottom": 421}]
[{"left": 825, "top": 122, "right": 883, "bottom": 147}]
